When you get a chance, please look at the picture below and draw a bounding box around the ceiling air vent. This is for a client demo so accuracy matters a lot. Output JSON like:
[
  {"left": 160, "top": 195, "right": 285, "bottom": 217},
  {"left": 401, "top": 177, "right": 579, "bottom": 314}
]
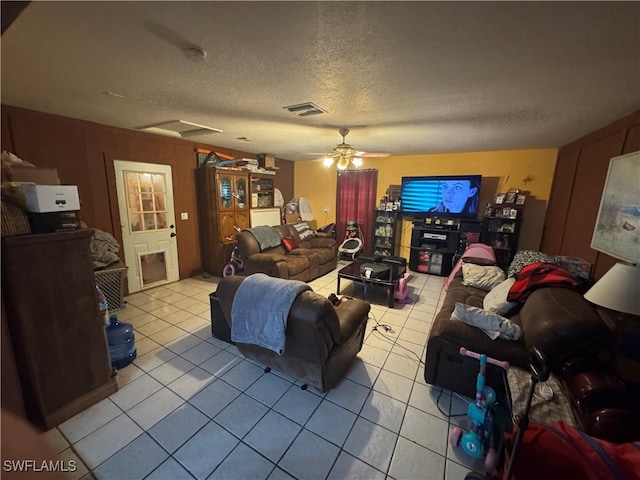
[
  {"left": 284, "top": 102, "right": 327, "bottom": 117},
  {"left": 137, "top": 120, "right": 223, "bottom": 138}
]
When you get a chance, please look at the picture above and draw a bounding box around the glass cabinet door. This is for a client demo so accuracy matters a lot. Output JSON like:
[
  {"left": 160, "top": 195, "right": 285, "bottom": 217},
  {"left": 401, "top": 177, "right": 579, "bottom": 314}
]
[
  {"left": 235, "top": 177, "right": 247, "bottom": 209},
  {"left": 372, "top": 210, "right": 398, "bottom": 256},
  {"left": 217, "top": 174, "right": 233, "bottom": 211}
]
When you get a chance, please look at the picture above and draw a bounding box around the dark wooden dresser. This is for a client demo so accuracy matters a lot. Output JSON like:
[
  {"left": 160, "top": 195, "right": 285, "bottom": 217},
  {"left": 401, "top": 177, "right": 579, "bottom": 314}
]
[{"left": 1, "top": 230, "right": 118, "bottom": 430}]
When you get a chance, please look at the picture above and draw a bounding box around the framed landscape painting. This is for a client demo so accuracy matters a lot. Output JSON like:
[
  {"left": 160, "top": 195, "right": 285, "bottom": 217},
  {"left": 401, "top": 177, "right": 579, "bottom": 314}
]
[{"left": 591, "top": 151, "right": 640, "bottom": 264}]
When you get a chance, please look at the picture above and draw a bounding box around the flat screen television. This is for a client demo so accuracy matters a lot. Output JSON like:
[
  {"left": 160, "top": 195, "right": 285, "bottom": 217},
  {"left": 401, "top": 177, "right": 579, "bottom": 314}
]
[{"left": 400, "top": 175, "right": 482, "bottom": 219}]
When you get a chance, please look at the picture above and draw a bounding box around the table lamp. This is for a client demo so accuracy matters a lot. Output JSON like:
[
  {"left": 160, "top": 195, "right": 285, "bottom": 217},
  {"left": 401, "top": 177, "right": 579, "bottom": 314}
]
[
  {"left": 584, "top": 262, "right": 640, "bottom": 383},
  {"left": 584, "top": 263, "right": 640, "bottom": 316}
]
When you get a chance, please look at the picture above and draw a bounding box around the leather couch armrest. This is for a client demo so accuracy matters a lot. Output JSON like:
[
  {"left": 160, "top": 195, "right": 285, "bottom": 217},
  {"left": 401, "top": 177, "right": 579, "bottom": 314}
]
[
  {"left": 585, "top": 408, "right": 640, "bottom": 443},
  {"left": 520, "top": 287, "right": 611, "bottom": 372},
  {"left": 335, "top": 298, "right": 370, "bottom": 344},
  {"left": 236, "top": 231, "right": 261, "bottom": 257}
]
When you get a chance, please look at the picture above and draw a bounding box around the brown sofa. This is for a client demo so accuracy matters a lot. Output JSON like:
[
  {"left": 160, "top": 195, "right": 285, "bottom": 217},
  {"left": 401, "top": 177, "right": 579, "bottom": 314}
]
[
  {"left": 237, "top": 223, "right": 337, "bottom": 281},
  {"left": 424, "top": 268, "right": 611, "bottom": 399},
  {"left": 216, "top": 275, "right": 371, "bottom": 392}
]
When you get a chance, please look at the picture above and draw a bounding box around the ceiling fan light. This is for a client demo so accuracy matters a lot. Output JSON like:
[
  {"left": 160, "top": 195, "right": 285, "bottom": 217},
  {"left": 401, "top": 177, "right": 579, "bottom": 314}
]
[
  {"left": 323, "top": 157, "right": 335, "bottom": 167},
  {"left": 351, "top": 157, "right": 363, "bottom": 167},
  {"left": 337, "top": 157, "right": 349, "bottom": 170}
]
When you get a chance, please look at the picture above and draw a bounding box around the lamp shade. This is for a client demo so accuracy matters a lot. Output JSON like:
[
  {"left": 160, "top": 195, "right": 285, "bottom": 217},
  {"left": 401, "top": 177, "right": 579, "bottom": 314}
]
[{"left": 584, "top": 263, "right": 640, "bottom": 316}]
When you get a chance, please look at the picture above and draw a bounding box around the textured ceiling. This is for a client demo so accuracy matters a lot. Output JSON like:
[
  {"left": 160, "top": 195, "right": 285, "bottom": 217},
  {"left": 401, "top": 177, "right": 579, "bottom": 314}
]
[{"left": 2, "top": 1, "right": 639, "bottom": 161}]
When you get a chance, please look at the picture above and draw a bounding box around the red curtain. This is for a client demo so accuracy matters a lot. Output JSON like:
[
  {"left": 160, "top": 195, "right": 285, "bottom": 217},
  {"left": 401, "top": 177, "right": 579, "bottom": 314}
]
[{"left": 336, "top": 169, "right": 378, "bottom": 254}]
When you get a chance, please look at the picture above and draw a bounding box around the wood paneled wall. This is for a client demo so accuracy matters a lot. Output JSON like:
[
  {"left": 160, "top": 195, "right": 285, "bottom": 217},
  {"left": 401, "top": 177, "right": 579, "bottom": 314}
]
[
  {"left": 1, "top": 105, "right": 294, "bottom": 280},
  {"left": 541, "top": 109, "right": 640, "bottom": 279},
  {"left": 5, "top": 104, "right": 638, "bottom": 283}
]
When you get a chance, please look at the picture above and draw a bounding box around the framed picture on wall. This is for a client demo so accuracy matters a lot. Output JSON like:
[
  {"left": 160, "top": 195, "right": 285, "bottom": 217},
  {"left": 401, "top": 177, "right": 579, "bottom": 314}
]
[
  {"left": 591, "top": 151, "right": 640, "bottom": 263},
  {"left": 504, "top": 191, "right": 517, "bottom": 204},
  {"left": 509, "top": 209, "right": 518, "bottom": 219},
  {"left": 515, "top": 194, "right": 527, "bottom": 205},
  {"left": 495, "top": 193, "right": 506, "bottom": 204}
]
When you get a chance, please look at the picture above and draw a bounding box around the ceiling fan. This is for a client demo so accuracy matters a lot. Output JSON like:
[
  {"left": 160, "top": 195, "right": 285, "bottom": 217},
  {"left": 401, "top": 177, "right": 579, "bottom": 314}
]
[{"left": 323, "top": 128, "right": 389, "bottom": 169}]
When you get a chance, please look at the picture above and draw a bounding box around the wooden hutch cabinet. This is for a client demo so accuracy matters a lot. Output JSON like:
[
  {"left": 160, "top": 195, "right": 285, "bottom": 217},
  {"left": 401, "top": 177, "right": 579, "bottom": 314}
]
[
  {"left": 196, "top": 167, "right": 250, "bottom": 276},
  {"left": 1, "top": 230, "right": 118, "bottom": 430}
]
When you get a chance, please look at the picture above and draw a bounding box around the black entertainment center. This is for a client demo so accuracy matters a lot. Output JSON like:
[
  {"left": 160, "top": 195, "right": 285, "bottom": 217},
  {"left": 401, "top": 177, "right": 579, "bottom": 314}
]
[
  {"left": 399, "top": 174, "right": 522, "bottom": 276},
  {"left": 408, "top": 219, "right": 483, "bottom": 276}
]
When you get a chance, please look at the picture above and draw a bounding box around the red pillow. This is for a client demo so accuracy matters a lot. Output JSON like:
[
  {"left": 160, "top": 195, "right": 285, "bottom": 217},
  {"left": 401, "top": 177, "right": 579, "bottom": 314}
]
[{"left": 282, "top": 237, "right": 298, "bottom": 252}]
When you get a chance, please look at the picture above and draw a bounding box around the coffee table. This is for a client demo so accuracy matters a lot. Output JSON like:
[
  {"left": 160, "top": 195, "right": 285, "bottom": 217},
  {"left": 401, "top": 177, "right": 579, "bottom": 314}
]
[{"left": 337, "top": 259, "right": 401, "bottom": 308}]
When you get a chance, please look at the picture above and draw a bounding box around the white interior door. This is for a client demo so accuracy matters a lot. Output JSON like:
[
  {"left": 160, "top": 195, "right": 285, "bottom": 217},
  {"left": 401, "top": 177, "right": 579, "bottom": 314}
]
[{"left": 114, "top": 160, "right": 180, "bottom": 293}]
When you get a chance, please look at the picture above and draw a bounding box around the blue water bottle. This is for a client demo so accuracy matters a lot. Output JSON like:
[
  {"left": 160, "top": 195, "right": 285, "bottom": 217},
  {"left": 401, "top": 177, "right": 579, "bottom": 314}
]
[{"left": 105, "top": 314, "right": 137, "bottom": 369}]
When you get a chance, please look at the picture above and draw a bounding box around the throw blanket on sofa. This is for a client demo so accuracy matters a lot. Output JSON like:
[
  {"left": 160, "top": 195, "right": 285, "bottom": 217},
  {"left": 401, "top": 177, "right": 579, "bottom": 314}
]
[
  {"left": 231, "top": 273, "right": 311, "bottom": 355},
  {"left": 451, "top": 302, "right": 521, "bottom": 341},
  {"left": 246, "top": 225, "right": 283, "bottom": 250},
  {"left": 507, "top": 262, "right": 579, "bottom": 302}
]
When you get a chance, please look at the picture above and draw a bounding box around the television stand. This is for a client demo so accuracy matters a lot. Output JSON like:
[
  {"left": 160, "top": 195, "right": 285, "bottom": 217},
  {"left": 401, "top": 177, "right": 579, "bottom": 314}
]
[{"left": 409, "top": 224, "right": 460, "bottom": 276}]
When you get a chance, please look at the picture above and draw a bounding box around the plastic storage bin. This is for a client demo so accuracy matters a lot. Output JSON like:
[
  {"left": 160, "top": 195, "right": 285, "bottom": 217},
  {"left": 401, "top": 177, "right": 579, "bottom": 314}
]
[{"left": 105, "top": 314, "right": 137, "bottom": 369}]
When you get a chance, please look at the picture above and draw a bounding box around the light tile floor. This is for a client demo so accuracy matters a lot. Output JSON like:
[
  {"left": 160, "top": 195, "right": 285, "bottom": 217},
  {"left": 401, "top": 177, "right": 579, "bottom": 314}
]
[{"left": 42, "top": 262, "right": 489, "bottom": 480}]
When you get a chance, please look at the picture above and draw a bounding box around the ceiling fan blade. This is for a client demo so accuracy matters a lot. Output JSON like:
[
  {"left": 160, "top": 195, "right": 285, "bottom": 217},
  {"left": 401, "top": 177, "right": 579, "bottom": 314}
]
[
  {"left": 356, "top": 152, "right": 391, "bottom": 158},
  {"left": 144, "top": 21, "right": 202, "bottom": 52}
]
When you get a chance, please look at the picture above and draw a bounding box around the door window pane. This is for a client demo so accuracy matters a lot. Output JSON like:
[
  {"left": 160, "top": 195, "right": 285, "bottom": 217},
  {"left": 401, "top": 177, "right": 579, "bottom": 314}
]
[
  {"left": 152, "top": 174, "right": 165, "bottom": 193},
  {"left": 124, "top": 170, "right": 169, "bottom": 233},
  {"left": 130, "top": 214, "right": 142, "bottom": 232},
  {"left": 141, "top": 194, "right": 154, "bottom": 212},
  {"left": 154, "top": 194, "right": 165, "bottom": 210},
  {"left": 143, "top": 213, "right": 156, "bottom": 230},
  {"left": 156, "top": 212, "right": 167, "bottom": 229}
]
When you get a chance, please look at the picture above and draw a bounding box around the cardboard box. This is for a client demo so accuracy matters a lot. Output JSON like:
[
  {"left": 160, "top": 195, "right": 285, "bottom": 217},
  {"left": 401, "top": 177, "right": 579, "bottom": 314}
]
[
  {"left": 285, "top": 213, "right": 301, "bottom": 224},
  {"left": 21, "top": 184, "right": 80, "bottom": 213},
  {"left": 8, "top": 166, "right": 60, "bottom": 185},
  {"left": 259, "top": 154, "right": 276, "bottom": 169}
]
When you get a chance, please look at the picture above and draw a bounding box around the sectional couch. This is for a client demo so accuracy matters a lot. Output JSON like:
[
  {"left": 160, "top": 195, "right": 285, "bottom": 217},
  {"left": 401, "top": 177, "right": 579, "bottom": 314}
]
[
  {"left": 424, "top": 264, "right": 610, "bottom": 398},
  {"left": 423, "top": 251, "right": 640, "bottom": 442}
]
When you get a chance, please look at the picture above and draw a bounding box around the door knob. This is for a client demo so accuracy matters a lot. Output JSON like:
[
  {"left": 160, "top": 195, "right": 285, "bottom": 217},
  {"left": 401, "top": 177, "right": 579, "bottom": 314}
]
[
  {"left": 170, "top": 233, "right": 177, "bottom": 237},
  {"left": 170, "top": 225, "right": 175, "bottom": 229}
]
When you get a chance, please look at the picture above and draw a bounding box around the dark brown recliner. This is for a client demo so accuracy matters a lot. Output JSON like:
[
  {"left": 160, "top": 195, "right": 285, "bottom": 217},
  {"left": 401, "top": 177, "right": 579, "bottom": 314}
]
[{"left": 216, "top": 275, "right": 371, "bottom": 392}]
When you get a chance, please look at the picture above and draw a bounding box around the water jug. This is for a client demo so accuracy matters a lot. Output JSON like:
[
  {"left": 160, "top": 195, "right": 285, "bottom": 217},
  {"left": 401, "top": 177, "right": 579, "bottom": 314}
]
[{"left": 105, "top": 314, "right": 137, "bottom": 369}]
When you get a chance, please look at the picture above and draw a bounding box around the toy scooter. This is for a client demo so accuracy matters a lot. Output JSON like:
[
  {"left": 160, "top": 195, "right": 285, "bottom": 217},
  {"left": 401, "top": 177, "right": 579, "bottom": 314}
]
[{"left": 449, "top": 347, "right": 510, "bottom": 471}]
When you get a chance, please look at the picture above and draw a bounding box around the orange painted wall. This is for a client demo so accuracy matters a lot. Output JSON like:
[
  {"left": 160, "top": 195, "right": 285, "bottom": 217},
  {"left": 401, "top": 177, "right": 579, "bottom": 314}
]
[{"left": 295, "top": 149, "right": 558, "bottom": 259}]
